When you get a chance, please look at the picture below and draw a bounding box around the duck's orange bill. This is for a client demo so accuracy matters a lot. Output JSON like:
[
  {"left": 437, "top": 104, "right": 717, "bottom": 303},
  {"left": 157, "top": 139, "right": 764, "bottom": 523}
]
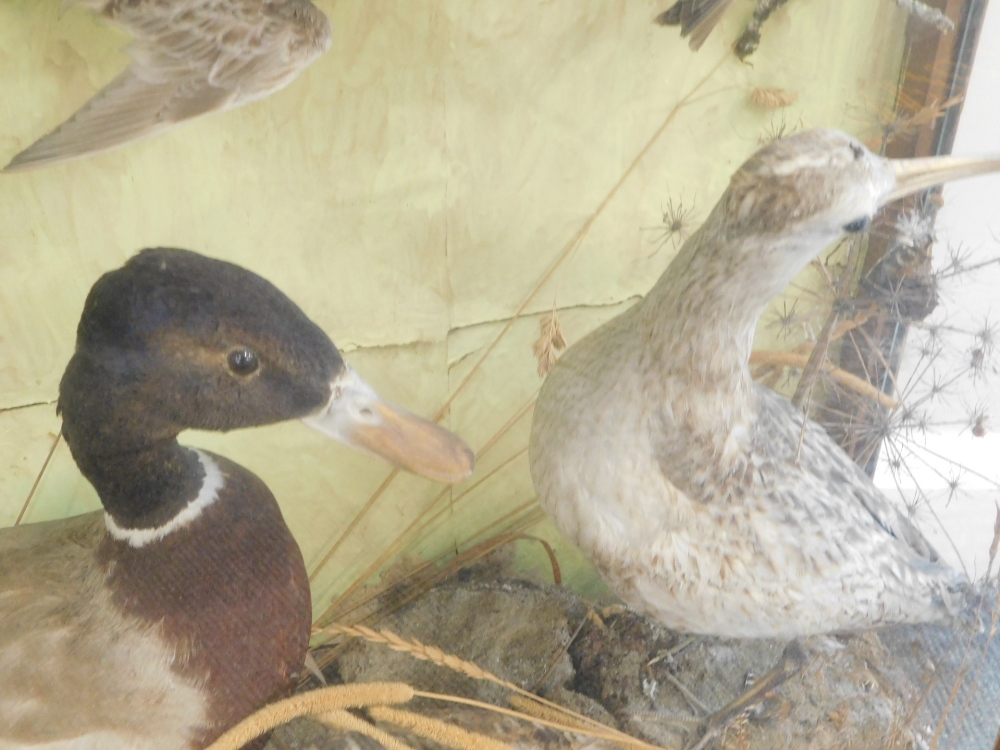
[{"left": 302, "top": 366, "right": 475, "bottom": 484}]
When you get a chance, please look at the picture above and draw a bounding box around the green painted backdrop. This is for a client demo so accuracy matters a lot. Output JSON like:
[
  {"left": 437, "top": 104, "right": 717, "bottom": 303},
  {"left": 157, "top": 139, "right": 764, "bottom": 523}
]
[{"left": 0, "top": 0, "right": 907, "bottom": 615}]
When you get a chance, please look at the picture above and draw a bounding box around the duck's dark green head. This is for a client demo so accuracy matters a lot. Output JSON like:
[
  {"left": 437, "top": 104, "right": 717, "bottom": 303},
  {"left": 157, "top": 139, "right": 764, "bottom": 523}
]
[
  {"left": 59, "top": 248, "right": 474, "bottom": 484},
  {"left": 67, "top": 247, "right": 340, "bottom": 435}
]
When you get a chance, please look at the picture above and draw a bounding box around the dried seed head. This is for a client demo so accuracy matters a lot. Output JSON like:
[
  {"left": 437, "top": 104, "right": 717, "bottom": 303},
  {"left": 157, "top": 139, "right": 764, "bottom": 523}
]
[
  {"left": 642, "top": 193, "right": 698, "bottom": 255},
  {"left": 968, "top": 404, "right": 989, "bottom": 437},
  {"left": 943, "top": 242, "right": 971, "bottom": 277},
  {"left": 750, "top": 87, "right": 798, "bottom": 109},
  {"left": 767, "top": 299, "right": 813, "bottom": 341},
  {"left": 878, "top": 95, "right": 963, "bottom": 147},
  {"left": 758, "top": 113, "right": 803, "bottom": 145},
  {"left": 945, "top": 472, "right": 963, "bottom": 504},
  {"left": 893, "top": 210, "right": 935, "bottom": 249},
  {"left": 972, "top": 414, "right": 987, "bottom": 438},
  {"left": 969, "top": 347, "right": 986, "bottom": 376},
  {"left": 533, "top": 311, "right": 567, "bottom": 377},
  {"left": 975, "top": 317, "right": 997, "bottom": 352}
]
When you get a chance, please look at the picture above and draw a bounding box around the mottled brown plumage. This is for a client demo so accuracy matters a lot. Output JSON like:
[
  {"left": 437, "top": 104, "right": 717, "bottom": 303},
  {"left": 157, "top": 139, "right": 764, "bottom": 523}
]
[
  {"left": 529, "top": 130, "right": 1000, "bottom": 638},
  {"left": 4, "top": 0, "right": 332, "bottom": 171}
]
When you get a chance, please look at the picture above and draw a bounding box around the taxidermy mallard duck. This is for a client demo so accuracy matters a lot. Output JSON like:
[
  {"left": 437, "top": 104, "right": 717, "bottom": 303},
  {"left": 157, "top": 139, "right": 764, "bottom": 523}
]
[{"left": 0, "top": 247, "right": 473, "bottom": 748}]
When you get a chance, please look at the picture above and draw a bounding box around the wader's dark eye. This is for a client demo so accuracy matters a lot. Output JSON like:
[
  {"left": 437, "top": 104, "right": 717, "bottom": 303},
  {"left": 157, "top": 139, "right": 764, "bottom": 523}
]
[
  {"left": 227, "top": 348, "right": 259, "bottom": 375},
  {"left": 843, "top": 216, "right": 870, "bottom": 233}
]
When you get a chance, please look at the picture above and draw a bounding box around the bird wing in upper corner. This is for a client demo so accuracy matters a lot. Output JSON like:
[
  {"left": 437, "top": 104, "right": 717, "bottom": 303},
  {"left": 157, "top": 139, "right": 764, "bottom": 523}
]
[
  {"left": 654, "top": 0, "right": 737, "bottom": 50},
  {"left": 3, "top": 0, "right": 332, "bottom": 172}
]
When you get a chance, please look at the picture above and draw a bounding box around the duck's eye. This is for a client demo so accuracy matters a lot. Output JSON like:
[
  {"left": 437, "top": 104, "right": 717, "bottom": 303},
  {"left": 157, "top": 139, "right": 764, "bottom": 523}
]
[
  {"left": 843, "top": 216, "right": 870, "bottom": 233},
  {"left": 227, "top": 347, "right": 259, "bottom": 376},
  {"left": 850, "top": 143, "right": 865, "bottom": 160}
]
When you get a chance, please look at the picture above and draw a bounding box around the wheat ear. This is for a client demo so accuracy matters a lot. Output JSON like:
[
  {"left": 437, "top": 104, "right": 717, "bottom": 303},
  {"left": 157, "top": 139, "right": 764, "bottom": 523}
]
[
  {"left": 370, "top": 706, "right": 514, "bottom": 750},
  {"left": 204, "top": 682, "right": 413, "bottom": 750},
  {"left": 322, "top": 623, "right": 665, "bottom": 749},
  {"left": 315, "top": 709, "right": 414, "bottom": 750}
]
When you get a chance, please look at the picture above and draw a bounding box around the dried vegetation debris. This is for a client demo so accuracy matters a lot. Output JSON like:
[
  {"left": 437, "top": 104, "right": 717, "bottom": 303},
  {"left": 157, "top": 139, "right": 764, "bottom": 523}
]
[
  {"left": 642, "top": 193, "right": 699, "bottom": 255},
  {"left": 749, "top": 87, "right": 798, "bottom": 110},
  {"left": 267, "top": 577, "right": 1000, "bottom": 750},
  {"left": 868, "top": 96, "right": 965, "bottom": 153},
  {"left": 535, "top": 312, "right": 568, "bottom": 378},
  {"left": 745, "top": 194, "right": 1000, "bottom": 524}
]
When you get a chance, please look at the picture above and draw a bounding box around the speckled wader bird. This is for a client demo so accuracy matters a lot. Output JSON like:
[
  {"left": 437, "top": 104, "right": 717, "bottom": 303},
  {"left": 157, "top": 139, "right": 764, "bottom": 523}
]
[
  {"left": 530, "top": 129, "right": 1000, "bottom": 640},
  {"left": 4, "top": 0, "right": 331, "bottom": 172}
]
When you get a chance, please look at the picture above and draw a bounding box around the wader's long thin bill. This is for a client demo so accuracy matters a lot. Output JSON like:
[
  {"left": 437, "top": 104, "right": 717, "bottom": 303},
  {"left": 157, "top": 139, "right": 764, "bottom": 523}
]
[{"left": 887, "top": 155, "right": 1000, "bottom": 203}]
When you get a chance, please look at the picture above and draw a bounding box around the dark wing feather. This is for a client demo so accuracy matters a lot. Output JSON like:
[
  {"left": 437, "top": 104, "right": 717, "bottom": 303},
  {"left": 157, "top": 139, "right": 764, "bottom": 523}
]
[{"left": 654, "top": 0, "right": 738, "bottom": 50}]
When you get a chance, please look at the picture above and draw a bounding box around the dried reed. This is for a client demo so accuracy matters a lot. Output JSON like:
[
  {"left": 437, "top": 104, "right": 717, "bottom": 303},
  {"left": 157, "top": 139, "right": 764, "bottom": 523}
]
[
  {"left": 508, "top": 694, "right": 599, "bottom": 735},
  {"left": 322, "top": 623, "right": 513, "bottom": 686},
  {"left": 313, "top": 394, "right": 538, "bottom": 625},
  {"left": 306, "top": 51, "right": 732, "bottom": 597},
  {"left": 369, "top": 706, "right": 514, "bottom": 750},
  {"left": 314, "top": 501, "right": 546, "bottom": 639},
  {"left": 414, "top": 690, "right": 664, "bottom": 749},
  {"left": 204, "top": 682, "right": 414, "bottom": 750},
  {"left": 791, "top": 234, "right": 864, "bottom": 410},
  {"left": 315, "top": 708, "right": 414, "bottom": 750},
  {"left": 203, "top": 681, "right": 556, "bottom": 750},
  {"left": 315, "top": 442, "right": 535, "bottom": 626},
  {"left": 750, "top": 350, "right": 900, "bottom": 409},
  {"left": 321, "top": 622, "right": 666, "bottom": 749},
  {"left": 14, "top": 432, "right": 59, "bottom": 526}
]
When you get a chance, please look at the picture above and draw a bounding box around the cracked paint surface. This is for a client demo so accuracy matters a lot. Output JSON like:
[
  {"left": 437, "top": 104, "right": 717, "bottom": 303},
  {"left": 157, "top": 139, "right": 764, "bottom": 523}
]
[{"left": 0, "top": 0, "right": 905, "bottom": 607}]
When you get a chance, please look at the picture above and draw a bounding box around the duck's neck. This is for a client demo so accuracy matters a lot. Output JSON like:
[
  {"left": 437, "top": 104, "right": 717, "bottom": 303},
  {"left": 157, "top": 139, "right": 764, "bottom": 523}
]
[
  {"left": 637, "top": 222, "right": 815, "bottom": 414},
  {"left": 59, "top": 353, "right": 212, "bottom": 534},
  {"left": 70, "top": 438, "right": 210, "bottom": 532}
]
